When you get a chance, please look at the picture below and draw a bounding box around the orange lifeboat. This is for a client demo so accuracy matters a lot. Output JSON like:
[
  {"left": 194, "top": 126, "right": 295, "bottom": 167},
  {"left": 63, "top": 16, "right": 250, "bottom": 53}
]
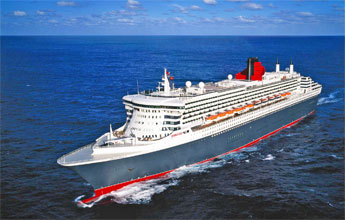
[
  {"left": 281, "top": 93, "right": 287, "bottom": 97},
  {"left": 226, "top": 110, "right": 234, "bottom": 115},
  {"left": 286, "top": 92, "right": 291, "bottom": 95},
  {"left": 219, "top": 112, "right": 227, "bottom": 117},
  {"left": 206, "top": 115, "right": 218, "bottom": 120},
  {"left": 247, "top": 104, "right": 254, "bottom": 108}
]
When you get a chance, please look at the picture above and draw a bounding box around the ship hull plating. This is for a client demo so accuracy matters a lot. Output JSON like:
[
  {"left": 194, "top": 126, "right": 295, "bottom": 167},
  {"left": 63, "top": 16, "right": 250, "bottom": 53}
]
[{"left": 71, "top": 95, "right": 318, "bottom": 194}]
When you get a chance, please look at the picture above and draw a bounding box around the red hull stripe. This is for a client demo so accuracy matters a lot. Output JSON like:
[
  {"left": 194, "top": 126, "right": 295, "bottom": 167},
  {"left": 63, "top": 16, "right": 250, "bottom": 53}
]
[{"left": 81, "top": 111, "right": 314, "bottom": 204}]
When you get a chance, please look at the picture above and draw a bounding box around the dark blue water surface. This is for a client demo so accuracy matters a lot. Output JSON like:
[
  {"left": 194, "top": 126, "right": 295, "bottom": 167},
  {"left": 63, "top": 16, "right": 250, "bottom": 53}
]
[{"left": 1, "top": 36, "right": 344, "bottom": 219}]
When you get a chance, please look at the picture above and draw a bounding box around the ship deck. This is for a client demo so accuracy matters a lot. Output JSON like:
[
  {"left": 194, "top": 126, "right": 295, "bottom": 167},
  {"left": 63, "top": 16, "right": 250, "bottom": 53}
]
[
  {"left": 57, "top": 143, "right": 143, "bottom": 166},
  {"left": 59, "top": 96, "right": 294, "bottom": 167}
]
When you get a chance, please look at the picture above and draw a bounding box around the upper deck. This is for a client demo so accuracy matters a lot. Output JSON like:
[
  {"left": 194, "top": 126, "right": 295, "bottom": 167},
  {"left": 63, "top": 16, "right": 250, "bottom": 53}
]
[{"left": 124, "top": 68, "right": 301, "bottom": 107}]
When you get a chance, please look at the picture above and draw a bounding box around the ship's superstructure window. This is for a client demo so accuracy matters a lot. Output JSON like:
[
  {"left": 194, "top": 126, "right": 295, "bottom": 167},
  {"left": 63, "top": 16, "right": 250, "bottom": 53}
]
[
  {"left": 164, "top": 115, "right": 181, "bottom": 119},
  {"left": 123, "top": 101, "right": 184, "bottom": 110},
  {"left": 163, "top": 121, "right": 180, "bottom": 125}
]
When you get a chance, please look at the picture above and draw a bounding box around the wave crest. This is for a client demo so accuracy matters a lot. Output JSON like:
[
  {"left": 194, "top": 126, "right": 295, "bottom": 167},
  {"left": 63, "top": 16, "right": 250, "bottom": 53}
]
[{"left": 317, "top": 90, "right": 343, "bottom": 105}]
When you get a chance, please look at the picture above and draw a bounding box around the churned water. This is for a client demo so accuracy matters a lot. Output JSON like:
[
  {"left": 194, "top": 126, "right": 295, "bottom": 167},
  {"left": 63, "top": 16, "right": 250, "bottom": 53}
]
[{"left": 1, "top": 36, "right": 344, "bottom": 219}]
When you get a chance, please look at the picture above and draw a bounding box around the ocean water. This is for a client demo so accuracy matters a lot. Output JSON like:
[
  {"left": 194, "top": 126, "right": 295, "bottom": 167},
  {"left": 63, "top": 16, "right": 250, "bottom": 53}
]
[{"left": 1, "top": 36, "right": 344, "bottom": 219}]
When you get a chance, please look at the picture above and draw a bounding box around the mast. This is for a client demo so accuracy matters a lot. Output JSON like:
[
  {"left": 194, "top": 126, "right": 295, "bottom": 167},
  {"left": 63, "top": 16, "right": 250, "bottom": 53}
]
[
  {"left": 289, "top": 58, "right": 294, "bottom": 74},
  {"left": 163, "top": 68, "right": 170, "bottom": 94},
  {"left": 109, "top": 124, "right": 114, "bottom": 140}
]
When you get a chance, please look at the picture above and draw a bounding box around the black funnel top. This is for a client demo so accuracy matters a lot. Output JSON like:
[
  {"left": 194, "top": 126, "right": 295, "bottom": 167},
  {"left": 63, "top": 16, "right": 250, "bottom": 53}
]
[{"left": 247, "top": 57, "right": 259, "bottom": 81}]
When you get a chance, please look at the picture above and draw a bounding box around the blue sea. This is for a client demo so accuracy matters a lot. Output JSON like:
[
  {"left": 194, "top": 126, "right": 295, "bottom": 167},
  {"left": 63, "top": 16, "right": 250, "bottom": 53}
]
[{"left": 1, "top": 36, "right": 344, "bottom": 219}]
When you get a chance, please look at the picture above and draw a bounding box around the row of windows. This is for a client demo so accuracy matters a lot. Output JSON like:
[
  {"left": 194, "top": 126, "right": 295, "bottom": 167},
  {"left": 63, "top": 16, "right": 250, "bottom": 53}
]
[
  {"left": 131, "top": 107, "right": 180, "bottom": 115},
  {"left": 140, "top": 128, "right": 187, "bottom": 140},
  {"left": 164, "top": 115, "right": 181, "bottom": 119},
  {"left": 124, "top": 101, "right": 184, "bottom": 110},
  {"left": 162, "top": 127, "right": 181, "bottom": 131},
  {"left": 198, "top": 93, "right": 315, "bottom": 140},
  {"left": 200, "top": 92, "right": 303, "bottom": 138},
  {"left": 137, "top": 114, "right": 161, "bottom": 119},
  {"left": 182, "top": 82, "right": 298, "bottom": 121},
  {"left": 141, "top": 134, "right": 169, "bottom": 139},
  {"left": 183, "top": 91, "right": 293, "bottom": 123},
  {"left": 183, "top": 117, "right": 203, "bottom": 125},
  {"left": 185, "top": 90, "right": 314, "bottom": 141},
  {"left": 185, "top": 89, "right": 244, "bottom": 106},
  {"left": 134, "top": 119, "right": 181, "bottom": 125},
  {"left": 132, "top": 125, "right": 179, "bottom": 132},
  {"left": 163, "top": 121, "right": 180, "bottom": 125},
  {"left": 185, "top": 78, "right": 298, "bottom": 109},
  {"left": 185, "top": 90, "right": 245, "bottom": 110},
  {"left": 184, "top": 79, "right": 298, "bottom": 114},
  {"left": 304, "top": 82, "right": 319, "bottom": 89}
]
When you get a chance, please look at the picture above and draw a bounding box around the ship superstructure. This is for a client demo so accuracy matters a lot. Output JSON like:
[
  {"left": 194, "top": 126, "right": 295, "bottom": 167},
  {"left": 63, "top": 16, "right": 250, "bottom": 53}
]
[{"left": 58, "top": 58, "right": 322, "bottom": 204}]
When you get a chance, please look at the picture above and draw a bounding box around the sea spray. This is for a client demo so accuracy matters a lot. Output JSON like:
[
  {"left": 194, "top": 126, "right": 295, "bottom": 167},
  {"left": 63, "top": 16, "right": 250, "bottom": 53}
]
[
  {"left": 74, "top": 150, "right": 253, "bottom": 207},
  {"left": 317, "top": 90, "right": 343, "bottom": 106}
]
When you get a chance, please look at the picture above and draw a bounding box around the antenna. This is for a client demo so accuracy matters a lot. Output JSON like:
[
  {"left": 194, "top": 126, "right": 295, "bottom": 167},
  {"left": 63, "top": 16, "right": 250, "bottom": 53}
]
[{"left": 136, "top": 80, "right": 139, "bottom": 94}]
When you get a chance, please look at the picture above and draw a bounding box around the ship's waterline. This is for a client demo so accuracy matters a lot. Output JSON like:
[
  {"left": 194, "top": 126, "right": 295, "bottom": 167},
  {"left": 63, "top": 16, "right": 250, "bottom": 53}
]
[
  {"left": 58, "top": 57, "right": 322, "bottom": 204},
  {"left": 74, "top": 96, "right": 318, "bottom": 204}
]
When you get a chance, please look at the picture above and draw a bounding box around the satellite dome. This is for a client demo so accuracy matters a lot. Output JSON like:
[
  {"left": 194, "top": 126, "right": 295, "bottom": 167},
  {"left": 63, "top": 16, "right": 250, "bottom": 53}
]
[
  {"left": 185, "top": 81, "right": 192, "bottom": 88},
  {"left": 228, "top": 74, "right": 233, "bottom": 80},
  {"left": 199, "top": 82, "right": 205, "bottom": 89}
]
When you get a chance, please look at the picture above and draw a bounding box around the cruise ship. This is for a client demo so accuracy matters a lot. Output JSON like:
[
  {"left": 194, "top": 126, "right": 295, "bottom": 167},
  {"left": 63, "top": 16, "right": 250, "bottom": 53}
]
[{"left": 58, "top": 57, "right": 322, "bottom": 204}]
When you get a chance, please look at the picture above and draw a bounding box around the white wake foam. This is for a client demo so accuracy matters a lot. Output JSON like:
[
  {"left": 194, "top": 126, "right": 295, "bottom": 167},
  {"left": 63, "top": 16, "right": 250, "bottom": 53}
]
[
  {"left": 285, "top": 133, "right": 298, "bottom": 137},
  {"left": 75, "top": 194, "right": 107, "bottom": 208},
  {"left": 108, "top": 178, "right": 179, "bottom": 204},
  {"left": 317, "top": 90, "right": 342, "bottom": 105},
  {"left": 75, "top": 148, "right": 257, "bottom": 207},
  {"left": 263, "top": 154, "right": 275, "bottom": 161}
]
